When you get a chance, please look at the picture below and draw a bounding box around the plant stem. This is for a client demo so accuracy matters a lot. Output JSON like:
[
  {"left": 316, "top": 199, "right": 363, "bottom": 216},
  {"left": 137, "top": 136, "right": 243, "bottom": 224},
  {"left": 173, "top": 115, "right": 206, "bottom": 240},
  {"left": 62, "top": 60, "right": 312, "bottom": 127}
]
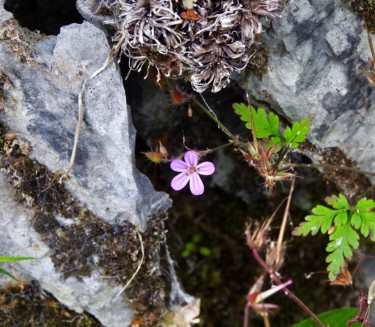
[
  {"left": 252, "top": 249, "right": 325, "bottom": 327},
  {"left": 263, "top": 315, "right": 271, "bottom": 327},
  {"left": 199, "top": 142, "right": 233, "bottom": 156},
  {"left": 191, "top": 97, "right": 236, "bottom": 140},
  {"left": 276, "top": 178, "right": 295, "bottom": 266}
]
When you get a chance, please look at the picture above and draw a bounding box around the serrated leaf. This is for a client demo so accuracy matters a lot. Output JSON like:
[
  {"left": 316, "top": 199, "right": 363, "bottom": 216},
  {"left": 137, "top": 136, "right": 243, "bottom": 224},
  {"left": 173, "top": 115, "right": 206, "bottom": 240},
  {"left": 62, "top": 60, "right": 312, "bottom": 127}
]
[
  {"left": 294, "top": 212, "right": 335, "bottom": 236},
  {"left": 251, "top": 107, "right": 281, "bottom": 138},
  {"left": 351, "top": 212, "right": 362, "bottom": 229},
  {"left": 354, "top": 197, "right": 375, "bottom": 212},
  {"left": 233, "top": 103, "right": 251, "bottom": 122},
  {"left": 334, "top": 211, "right": 348, "bottom": 226},
  {"left": 326, "top": 195, "right": 339, "bottom": 206},
  {"left": 233, "top": 103, "right": 282, "bottom": 140},
  {"left": 297, "top": 194, "right": 375, "bottom": 281},
  {"left": 326, "top": 225, "right": 359, "bottom": 280},
  {"left": 293, "top": 220, "right": 320, "bottom": 236},
  {"left": 311, "top": 205, "right": 335, "bottom": 216},
  {"left": 358, "top": 212, "right": 375, "bottom": 237},
  {"left": 283, "top": 119, "right": 310, "bottom": 149},
  {"left": 331, "top": 194, "right": 350, "bottom": 210}
]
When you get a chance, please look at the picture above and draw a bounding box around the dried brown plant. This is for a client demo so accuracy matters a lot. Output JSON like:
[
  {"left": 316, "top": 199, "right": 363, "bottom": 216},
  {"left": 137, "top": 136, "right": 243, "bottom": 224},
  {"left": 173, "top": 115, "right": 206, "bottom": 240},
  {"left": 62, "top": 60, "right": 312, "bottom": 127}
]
[{"left": 102, "top": 0, "right": 285, "bottom": 92}]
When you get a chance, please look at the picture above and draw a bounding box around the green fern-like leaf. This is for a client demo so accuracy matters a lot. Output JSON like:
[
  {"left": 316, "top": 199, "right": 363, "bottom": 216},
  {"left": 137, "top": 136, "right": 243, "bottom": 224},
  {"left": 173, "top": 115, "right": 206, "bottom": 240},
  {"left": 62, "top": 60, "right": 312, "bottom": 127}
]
[
  {"left": 294, "top": 194, "right": 375, "bottom": 280},
  {"left": 293, "top": 204, "right": 346, "bottom": 236},
  {"left": 233, "top": 103, "right": 251, "bottom": 123},
  {"left": 233, "top": 103, "right": 309, "bottom": 152},
  {"left": 283, "top": 119, "right": 311, "bottom": 149},
  {"left": 326, "top": 224, "right": 359, "bottom": 280},
  {"left": 232, "top": 103, "right": 282, "bottom": 140},
  {"left": 353, "top": 198, "right": 375, "bottom": 239}
]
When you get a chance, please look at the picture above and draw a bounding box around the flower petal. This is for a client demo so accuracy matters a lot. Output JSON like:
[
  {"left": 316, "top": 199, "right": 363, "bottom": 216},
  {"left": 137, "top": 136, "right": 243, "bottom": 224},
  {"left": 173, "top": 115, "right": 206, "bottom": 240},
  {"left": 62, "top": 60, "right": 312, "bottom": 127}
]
[
  {"left": 189, "top": 173, "right": 204, "bottom": 196},
  {"left": 184, "top": 151, "right": 199, "bottom": 167},
  {"left": 171, "top": 159, "right": 188, "bottom": 172},
  {"left": 196, "top": 161, "right": 215, "bottom": 175},
  {"left": 171, "top": 172, "right": 190, "bottom": 191}
]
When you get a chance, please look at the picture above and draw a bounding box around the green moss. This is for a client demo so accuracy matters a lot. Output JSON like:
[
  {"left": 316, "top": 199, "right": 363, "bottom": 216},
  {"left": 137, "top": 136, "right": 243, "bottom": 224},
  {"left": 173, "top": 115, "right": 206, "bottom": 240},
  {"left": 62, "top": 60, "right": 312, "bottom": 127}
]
[
  {"left": 0, "top": 281, "right": 102, "bottom": 326},
  {"left": 348, "top": 0, "right": 375, "bottom": 32},
  {"left": 0, "top": 124, "right": 169, "bottom": 326}
]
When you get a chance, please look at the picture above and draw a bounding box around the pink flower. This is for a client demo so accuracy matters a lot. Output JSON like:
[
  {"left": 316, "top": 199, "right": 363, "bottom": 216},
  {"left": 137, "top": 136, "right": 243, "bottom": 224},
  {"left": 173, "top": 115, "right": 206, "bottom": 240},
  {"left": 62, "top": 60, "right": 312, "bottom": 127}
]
[{"left": 170, "top": 151, "right": 215, "bottom": 196}]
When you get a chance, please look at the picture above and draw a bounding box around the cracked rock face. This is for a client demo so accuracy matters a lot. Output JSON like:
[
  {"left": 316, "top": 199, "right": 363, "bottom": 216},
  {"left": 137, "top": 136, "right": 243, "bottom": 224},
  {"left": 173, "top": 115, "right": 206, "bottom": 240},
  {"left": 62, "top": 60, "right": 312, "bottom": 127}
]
[
  {"left": 0, "top": 0, "right": 172, "bottom": 325},
  {"left": 0, "top": 2, "right": 171, "bottom": 228},
  {"left": 246, "top": 0, "right": 375, "bottom": 177}
]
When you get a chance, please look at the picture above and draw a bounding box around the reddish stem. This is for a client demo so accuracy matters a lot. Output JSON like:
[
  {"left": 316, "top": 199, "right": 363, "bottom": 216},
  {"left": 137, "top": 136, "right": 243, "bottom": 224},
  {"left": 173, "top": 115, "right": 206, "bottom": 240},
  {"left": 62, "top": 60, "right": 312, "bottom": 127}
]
[{"left": 252, "top": 249, "right": 325, "bottom": 327}]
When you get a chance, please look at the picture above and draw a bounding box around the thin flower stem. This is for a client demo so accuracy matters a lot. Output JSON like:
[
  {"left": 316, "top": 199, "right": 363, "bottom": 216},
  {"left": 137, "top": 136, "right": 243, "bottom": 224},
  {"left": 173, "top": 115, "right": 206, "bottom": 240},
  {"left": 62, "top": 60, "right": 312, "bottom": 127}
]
[
  {"left": 191, "top": 97, "right": 236, "bottom": 140},
  {"left": 199, "top": 142, "right": 233, "bottom": 156},
  {"left": 263, "top": 315, "right": 271, "bottom": 327},
  {"left": 276, "top": 178, "right": 295, "bottom": 266},
  {"left": 252, "top": 249, "right": 325, "bottom": 327}
]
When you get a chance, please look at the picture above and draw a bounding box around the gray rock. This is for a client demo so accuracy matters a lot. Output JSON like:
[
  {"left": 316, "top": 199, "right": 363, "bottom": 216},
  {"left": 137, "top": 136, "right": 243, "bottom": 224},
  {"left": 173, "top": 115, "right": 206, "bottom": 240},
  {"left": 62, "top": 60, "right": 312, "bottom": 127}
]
[
  {"left": 0, "top": 171, "right": 133, "bottom": 326},
  {"left": 0, "top": 3, "right": 171, "bottom": 229},
  {"left": 0, "top": 0, "right": 172, "bottom": 325},
  {"left": 246, "top": 0, "right": 375, "bottom": 176}
]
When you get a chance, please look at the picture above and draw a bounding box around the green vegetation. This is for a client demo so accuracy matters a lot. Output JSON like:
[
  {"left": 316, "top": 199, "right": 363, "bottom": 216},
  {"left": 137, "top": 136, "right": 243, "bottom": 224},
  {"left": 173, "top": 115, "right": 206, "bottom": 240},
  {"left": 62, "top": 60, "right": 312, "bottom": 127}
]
[{"left": 294, "top": 194, "right": 375, "bottom": 280}]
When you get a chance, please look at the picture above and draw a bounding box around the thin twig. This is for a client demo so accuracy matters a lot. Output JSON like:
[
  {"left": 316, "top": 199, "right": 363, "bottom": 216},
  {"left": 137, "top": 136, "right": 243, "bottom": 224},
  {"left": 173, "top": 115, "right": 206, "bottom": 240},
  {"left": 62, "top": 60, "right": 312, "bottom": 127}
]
[
  {"left": 116, "top": 228, "right": 144, "bottom": 297},
  {"left": 276, "top": 178, "right": 295, "bottom": 266},
  {"left": 62, "top": 35, "right": 126, "bottom": 179},
  {"left": 263, "top": 315, "right": 271, "bottom": 327}
]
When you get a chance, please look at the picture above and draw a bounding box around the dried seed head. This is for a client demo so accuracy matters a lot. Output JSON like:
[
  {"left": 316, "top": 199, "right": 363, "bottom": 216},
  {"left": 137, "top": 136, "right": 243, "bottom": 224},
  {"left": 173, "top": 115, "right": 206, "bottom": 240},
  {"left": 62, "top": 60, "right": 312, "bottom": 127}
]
[
  {"left": 103, "top": 0, "right": 286, "bottom": 92},
  {"left": 169, "top": 84, "right": 191, "bottom": 105}
]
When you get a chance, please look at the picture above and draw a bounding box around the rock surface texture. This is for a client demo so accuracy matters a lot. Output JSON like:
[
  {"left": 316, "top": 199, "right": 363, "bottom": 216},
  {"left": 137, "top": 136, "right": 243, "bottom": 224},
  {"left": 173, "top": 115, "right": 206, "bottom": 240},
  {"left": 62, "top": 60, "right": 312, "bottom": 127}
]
[
  {"left": 0, "top": 0, "right": 171, "bottom": 326},
  {"left": 246, "top": 0, "right": 375, "bottom": 177}
]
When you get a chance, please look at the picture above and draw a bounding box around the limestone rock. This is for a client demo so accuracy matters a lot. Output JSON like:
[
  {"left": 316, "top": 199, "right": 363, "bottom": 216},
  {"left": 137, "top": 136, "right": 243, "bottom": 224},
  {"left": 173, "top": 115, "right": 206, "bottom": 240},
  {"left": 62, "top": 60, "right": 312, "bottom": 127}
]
[
  {"left": 0, "top": 1, "right": 172, "bottom": 326},
  {"left": 246, "top": 0, "right": 375, "bottom": 176}
]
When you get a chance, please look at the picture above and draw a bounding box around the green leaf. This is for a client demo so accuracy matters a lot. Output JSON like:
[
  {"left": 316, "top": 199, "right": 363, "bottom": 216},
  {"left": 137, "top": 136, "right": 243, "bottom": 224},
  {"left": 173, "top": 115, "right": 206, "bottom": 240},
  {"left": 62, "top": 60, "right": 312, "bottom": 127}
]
[
  {"left": 233, "top": 103, "right": 251, "bottom": 122},
  {"left": 289, "top": 308, "right": 360, "bottom": 327},
  {"left": 358, "top": 212, "right": 375, "bottom": 237},
  {"left": 0, "top": 268, "right": 16, "bottom": 280},
  {"left": 326, "top": 224, "right": 359, "bottom": 280},
  {"left": 328, "top": 194, "right": 350, "bottom": 210},
  {"left": 293, "top": 205, "right": 339, "bottom": 236},
  {"left": 0, "top": 256, "right": 35, "bottom": 263},
  {"left": 293, "top": 213, "right": 334, "bottom": 236},
  {"left": 181, "top": 243, "right": 195, "bottom": 258},
  {"left": 250, "top": 107, "right": 281, "bottom": 139},
  {"left": 296, "top": 194, "right": 375, "bottom": 280},
  {"left": 351, "top": 212, "right": 362, "bottom": 230},
  {"left": 199, "top": 247, "right": 211, "bottom": 256},
  {"left": 232, "top": 103, "right": 282, "bottom": 141},
  {"left": 283, "top": 119, "right": 311, "bottom": 149},
  {"left": 334, "top": 211, "right": 348, "bottom": 226},
  {"left": 354, "top": 197, "right": 375, "bottom": 212}
]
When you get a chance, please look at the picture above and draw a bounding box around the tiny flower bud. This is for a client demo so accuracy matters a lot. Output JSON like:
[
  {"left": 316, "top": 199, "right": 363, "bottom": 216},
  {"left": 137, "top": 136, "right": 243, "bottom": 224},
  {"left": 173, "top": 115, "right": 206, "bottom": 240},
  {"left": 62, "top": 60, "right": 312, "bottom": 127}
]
[{"left": 142, "top": 151, "right": 164, "bottom": 163}]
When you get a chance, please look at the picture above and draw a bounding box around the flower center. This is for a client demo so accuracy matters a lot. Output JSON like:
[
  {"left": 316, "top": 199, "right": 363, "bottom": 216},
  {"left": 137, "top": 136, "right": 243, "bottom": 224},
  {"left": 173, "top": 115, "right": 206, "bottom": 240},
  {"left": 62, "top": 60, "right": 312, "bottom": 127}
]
[{"left": 188, "top": 166, "right": 196, "bottom": 174}]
